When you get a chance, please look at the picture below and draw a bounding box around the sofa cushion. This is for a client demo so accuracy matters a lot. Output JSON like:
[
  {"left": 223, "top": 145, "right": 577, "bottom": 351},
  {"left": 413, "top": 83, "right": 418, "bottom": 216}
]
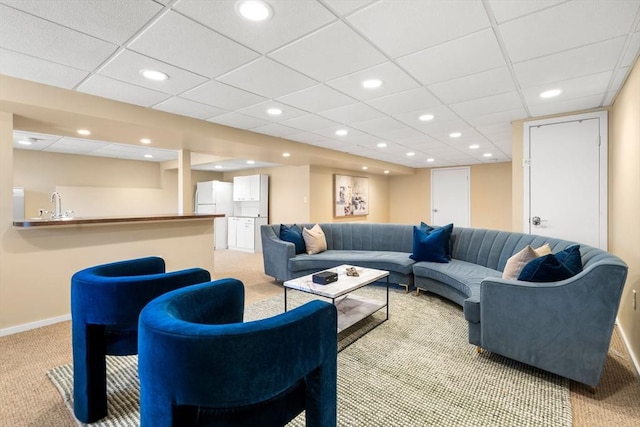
[
  {"left": 279, "top": 224, "right": 306, "bottom": 255},
  {"left": 302, "top": 224, "right": 327, "bottom": 255},
  {"left": 413, "top": 259, "right": 501, "bottom": 298},
  {"left": 555, "top": 244, "right": 582, "bottom": 275},
  {"left": 517, "top": 253, "right": 576, "bottom": 282},
  {"left": 502, "top": 245, "right": 538, "bottom": 280},
  {"left": 289, "top": 250, "right": 415, "bottom": 275},
  {"left": 410, "top": 226, "right": 449, "bottom": 263}
]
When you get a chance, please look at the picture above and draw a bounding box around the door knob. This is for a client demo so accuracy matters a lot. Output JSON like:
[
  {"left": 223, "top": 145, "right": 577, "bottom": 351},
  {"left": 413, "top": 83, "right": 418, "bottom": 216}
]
[
  {"left": 433, "top": 209, "right": 438, "bottom": 213},
  {"left": 531, "top": 216, "right": 546, "bottom": 226}
]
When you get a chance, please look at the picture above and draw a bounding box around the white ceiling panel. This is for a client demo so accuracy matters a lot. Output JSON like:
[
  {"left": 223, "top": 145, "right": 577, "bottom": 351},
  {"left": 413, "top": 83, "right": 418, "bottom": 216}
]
[
  {"left": 269, "top": 21, "right": 387, "bottom": 81},
  {"left": 326, "top": 61, "right": 420, "bottom": 101},
  {"left": 398, "top": 29, "right": 505, "bottom": 85},
  {"left": 250, "top": 123, "right": 300, "bottom": 138},
  {"left": 392, "top": 105, "right": 459, "bottom": 129},
  {"left": 450, "top": 92, "right": 524, "bottom": 120},
  {"left": 43, "top": 137, "right": 110, "bottom": 154},
  {"left": 77, "top": 75, "right": 169, "bottom": 107},
  {"left": 367, "top": 88, "right": 442, "bottom": 115},
  {"left": 621, "top": 32, "right": 640, "bottom": 67},
  {"left": 522, "top": 71, "right": 614, "bottom": 107},
  {"left": 528, "top": 93, "right": 607, "bottom": 117},
  {"left": 0, "top": 49, "right": 88, "bottom": 89},
  {"left": 465, "top": 108, "right": 527, "bottom": 127},
  {"left": 0, "top": 4, "right": 116, "bottom": 71},
  {"left": 513, "top": 37, "right": 626, "bottom": 88},
  {"left": 319, "top": 102, "right": 384, "bottom": 124},
  {"left": 1, "top": 0, "right": 163, "bottom": 44},
  {"left": 488, "top": 0, "right": 566, "bottom": 24},
  {"left": 349, "top": 116, "right": 406, "bottom": 135},
  {"left": 346, "top": 0, "right": 490, "bottom": 58},
  {"left": 207, "top": 112, "right": 271, "bottom": 130},
  {"left": 287, "top": 132, "right": 330, "bottom": 144},
  {"left": 369, "top": 126, "right": 425, "bottom": 141},
  {"left": 499, "top": 0, "right": 640, "bottom": 63},
  {"left": 181, "top": 80, "right": 266, "bottom": 110},
  {"left": 322, "top": 0, "right": 377, "bottom": 16},
  {"left": 152, "top": 97, "right": 228, "bottom": 120},
  {"left": 128, "top": 11, "right": 259, "bottom": 78},
  {"left": 175, "top": 0, "right": 336, "bottom": 54},
  {"left": 98, "top": 49, "right": 208, "bottom": 95},
  {"left": 276, "top": 84, "right": 357, "bottom": 112},
  {"left": 217, "top": 57, "right": 317, "bottom": 98},
  {"left": 237, "top": 100, "right": 308, "bottom": 122},
  {"left": 280, "top": 115, "right": 339, "bottom": 132},
  {"left": 428, "top": 67, "right": 516, "bottom": 105}
]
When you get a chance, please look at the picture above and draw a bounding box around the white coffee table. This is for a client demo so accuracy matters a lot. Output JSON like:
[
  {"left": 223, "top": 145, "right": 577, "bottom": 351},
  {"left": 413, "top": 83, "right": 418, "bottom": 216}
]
[{"left": 283, "top": 265, "right": 389, "bottom": 332}]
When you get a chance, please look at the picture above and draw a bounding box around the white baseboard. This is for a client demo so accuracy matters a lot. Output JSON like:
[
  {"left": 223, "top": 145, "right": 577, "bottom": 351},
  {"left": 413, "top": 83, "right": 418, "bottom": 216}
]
[
  {"left": 0, "top": 314, "right": 71, "bottom": 337},
  {"left": 616, "top": 317, "right": 640, "bottom": 378}
]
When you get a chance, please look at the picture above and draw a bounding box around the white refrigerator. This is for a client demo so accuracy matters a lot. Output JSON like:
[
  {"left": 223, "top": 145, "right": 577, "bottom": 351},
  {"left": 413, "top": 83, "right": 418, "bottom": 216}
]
[{"left": 195, "top": 180, "right": 233, "bottom": 249}]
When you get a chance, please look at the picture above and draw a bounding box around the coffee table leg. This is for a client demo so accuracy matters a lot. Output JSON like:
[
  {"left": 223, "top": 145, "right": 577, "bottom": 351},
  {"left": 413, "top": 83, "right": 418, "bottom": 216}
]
[
  {"left": 386, "top": 276, "right": 389, "bottom": 320},
  {"left": 284, "top": 287, "right": 288, "bottom": 312}
]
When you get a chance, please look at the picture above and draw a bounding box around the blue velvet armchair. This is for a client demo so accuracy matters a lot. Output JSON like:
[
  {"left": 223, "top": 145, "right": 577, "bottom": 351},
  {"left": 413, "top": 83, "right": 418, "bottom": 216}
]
[
  {"left": 70, "top": 256, "right": 211, "bottom": 423},
  {"left": 138, "top": 278, "right": 338, "bottom": 427}
]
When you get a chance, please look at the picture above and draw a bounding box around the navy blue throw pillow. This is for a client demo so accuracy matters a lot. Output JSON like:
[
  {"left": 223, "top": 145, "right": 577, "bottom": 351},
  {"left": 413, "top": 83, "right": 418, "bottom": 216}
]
[
  {"left": 280, "top": 224, "right": 306, "bottom": 255},
  {"left": 517, "top": 253, "right": 575, "bottom": 282},
  {"left": 419, "top": 222, "right": 454, "bottom": 259},
  {"left": 409, "top": 226, "right": 449, "bottom": 263},
  {"left": 555, "top": 245, "right": 582, "bottom": 275}
]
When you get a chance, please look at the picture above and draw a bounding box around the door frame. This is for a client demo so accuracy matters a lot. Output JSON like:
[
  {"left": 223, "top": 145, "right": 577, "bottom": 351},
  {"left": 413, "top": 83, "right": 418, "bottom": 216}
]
[
  {"left": 430, "top": 166, "right": 470, "bottom": 227},
  {"left": 522, "top": 111, "right": 608, "bottom": 249}
]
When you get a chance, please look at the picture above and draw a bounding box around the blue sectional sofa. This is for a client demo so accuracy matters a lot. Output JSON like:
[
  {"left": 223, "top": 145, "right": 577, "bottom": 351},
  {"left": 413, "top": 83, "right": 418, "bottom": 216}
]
[{"left": 260, "top": 223, "right": 628, "bottom": 387}]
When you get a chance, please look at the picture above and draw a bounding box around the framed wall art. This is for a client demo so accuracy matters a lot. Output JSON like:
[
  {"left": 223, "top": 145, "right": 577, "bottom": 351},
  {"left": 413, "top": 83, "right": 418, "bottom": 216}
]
[{"left": 334, "top": 174, "right": 369, "bottom": 217}]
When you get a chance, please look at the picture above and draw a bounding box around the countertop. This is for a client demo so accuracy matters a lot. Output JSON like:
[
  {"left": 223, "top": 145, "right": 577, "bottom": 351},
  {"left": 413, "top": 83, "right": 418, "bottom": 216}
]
[{"left": 13, "top": 213, "right": 225, "bottom": 228}]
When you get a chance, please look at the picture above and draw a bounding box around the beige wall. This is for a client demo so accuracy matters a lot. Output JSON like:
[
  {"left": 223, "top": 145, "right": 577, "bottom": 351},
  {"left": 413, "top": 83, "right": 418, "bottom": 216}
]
[
  {"left": 388, "top": 164, "right": 512, "bottom": 230},
  {"left": 610, "top": 60, "right": 640, "bottom": 370}
]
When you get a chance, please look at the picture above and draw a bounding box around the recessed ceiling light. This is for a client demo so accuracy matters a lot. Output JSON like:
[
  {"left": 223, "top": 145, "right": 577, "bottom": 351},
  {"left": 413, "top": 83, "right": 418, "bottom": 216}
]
[
  {"left": 236, "top": 0, "right": 273, "bottom": 21},
  {"left": 140, "top": 69, "right": 169, "bottom": 81},
  {"left": 483, "top": 152, "right": 493, "bottom": 158},
  {"left": 384, "top": 170, "right": 390, "bottom": 174},
  {"left": 539, "top": 89, "right": 562, "bottom": 98},
  {"left": 427, "top": 158, "right": 435, "bottom": 163},
  {"left": 362, "top": 79, "right": 382, "bottom": 89},
  {"left": 246, "top": 160, "right": 255, "bottom": 164},
  {"left": 18, "top": 137, "right": 36, "bottom": 146},
  {"left": 335, "top": 129, "right": 348, "bottom": 136},
  {"left": 214, "top": 165, "right": 223, "bottom": 169},
  {"left": 406, "top": 152, "right": 415, "bottom": 157},
  {"left": 266, "top": 107, "right": 283, "bottom": 116},
  {"left": 144, "top": 154, "right": 153, "bottom": 159},
  {"left": 77, "top": 129, "right": 91, "bottom": 136},
  {"left": 282, "top": 152, "right": 290, "bottom": 157},
  {"left": 140, "top": 138, "right": 151, "bottom": 144},
  {"left": 469, "top": 144, "right": 479, "bottom": 149},
  {"left": 377, "top": 142, "right": 387, "bottom": 148},
  {"left": 362, "top": 166, "right": 368, "bottom": 170},
  {"left": 419, "top": 114, "right": 434, "bottom": 121},
  {"left": 449, "top": 132, "right": 462, "bottom": 138}
]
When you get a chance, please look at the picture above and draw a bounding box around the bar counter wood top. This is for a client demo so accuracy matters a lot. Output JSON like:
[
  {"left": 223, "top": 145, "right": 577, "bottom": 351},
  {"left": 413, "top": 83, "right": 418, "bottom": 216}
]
[{"left": 13, "top": 213, "right": 225, "bottom": 228}]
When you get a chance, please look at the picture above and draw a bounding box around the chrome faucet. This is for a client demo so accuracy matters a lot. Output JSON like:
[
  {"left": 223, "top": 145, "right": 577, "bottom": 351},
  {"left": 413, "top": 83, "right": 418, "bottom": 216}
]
[{"left": 51, "top": 192, "right": 62, "bottom": 218}]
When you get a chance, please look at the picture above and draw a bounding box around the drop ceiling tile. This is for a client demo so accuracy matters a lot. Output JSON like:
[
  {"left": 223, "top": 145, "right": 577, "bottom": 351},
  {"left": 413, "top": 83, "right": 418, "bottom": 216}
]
[
  {"left": 608, "top": 67, "right": 631, "bottom": 99},
  {"left": 251, "top": 123, "right": 300, "bottom": 138},
  {"left": 522, "top": 71, "right": 614, "bottom": 107},
  {"left": 0, "top": 48, "right": 88, "bottom": 89},
  {"left": 280, "top": 115, "right": 339, "bottom": 132},
  {"left": 326, "top": 61, "right": 420, "bottom": 101},
  {"left": 175, "top": 0, "right": 336, "bottom": 53},
  {"left": 77, "top": 74, "right": 170, "bottom": 107},
  {"left": 1, "top": 0, "right": 162, "bottom": 44},
  {"left": 428, "top": 67, "right": 516, "bottom": 104},
  {"left": 13, "top": 131, "right": 59, "bottom": 150},
  {"left": 499, "top": 0, "right": 640, "bottom": 63},
  {"left": 621, "top": 32, "right": 640, "bottom": 67},
  {"left": 181, "top": 80, "right": 267, "bottom": 110},
  {"left": 318, "top": 102, "right": 384, "bottom": 124},
  {"left": 276, "top": 84, "right": 358, "bottom": 112},
  {"left": 368, "top": 88, "right": 442, "bottom": 115},
  {"left": 449, "top": 91, "right": 523, "bottom": 119},
  {"left": 236, "top": 100, "right": 307, "bottom": 123},
  {"left": 528, "top": 93, "right": 606, "bottom": 117},
  {"left": 207, "top": 112, "right": 271, "bottom": 130},
  {"left": 398, "top": 29, "right": 505, "bottom": 85},
  {"left": 128, "top": 11, "right": 259, "bottom": 79},
  {"left": 392, "top": 105, "right": 459, "bottom": 129},
  {"left": 0, "top": 4, "right": 116, "bottom": 71},
  {"left": 513, "top": 37, "right": 626, "bottom": 88},
  {"left": 269, "top": 21, "right": 387, "bottom": 81},
  {"left": 349, "top": 116, "right": 405, "bottom": 135},
  {"left": 346, "top": 0, "right": 489, "bottom": 58},
  {"left": 322, "top": 0, "right": 377, "bottom": 16},
  {"left": 488, "top": 0, "right": 565, "bottom": 24},
  {"left": 98, "top": 49, "right": 208, "bottom": 95},
  {"left": 465, "top": 108, "right": 527, "bottom": 127},
  {"left": 286, "top": 132, "right": 329, "bottom": 144},
  {"left": 372, "top": 126, "right": 425, "bottom": 141},
  {"left": 43, "top": 137, "right": 109, "bottom": 154},
  {"left": 218, "top": 57, "right": 317, "bottom": 98},
  {"left": 152, "top": 97, "right": 228, "bottom": 120},
  {"left": 313, "top": 126, "right": 367, "bottom": 140}
]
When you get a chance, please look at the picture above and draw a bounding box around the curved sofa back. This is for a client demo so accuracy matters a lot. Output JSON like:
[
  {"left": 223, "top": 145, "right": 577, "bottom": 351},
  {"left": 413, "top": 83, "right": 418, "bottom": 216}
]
[
  {"left": 451, "top": 227, "right": 623, "bottom": 272},
  {"left": 266, "top": 223, "right": 414, "bottom": 253}
]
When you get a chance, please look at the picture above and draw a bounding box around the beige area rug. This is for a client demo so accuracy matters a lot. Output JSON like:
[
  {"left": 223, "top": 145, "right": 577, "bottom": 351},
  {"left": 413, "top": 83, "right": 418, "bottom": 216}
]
[{"left": 48, "top": 287, "right": 572, "bottom": 426}]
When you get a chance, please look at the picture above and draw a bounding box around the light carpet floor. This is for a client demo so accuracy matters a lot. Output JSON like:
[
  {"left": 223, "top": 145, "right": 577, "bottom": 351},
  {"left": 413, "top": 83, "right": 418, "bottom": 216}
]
[{"left": 48, "top": 287, "right": 571, "bottom": 427}]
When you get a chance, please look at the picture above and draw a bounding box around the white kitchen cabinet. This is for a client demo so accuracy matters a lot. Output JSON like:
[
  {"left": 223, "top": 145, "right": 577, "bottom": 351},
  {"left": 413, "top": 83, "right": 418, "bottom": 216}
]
[
  {"left": 228, "top": 216, "right": 267, "bottom": 252},
  {"left": 233, "top": 174, "right": 267, "bottom": 202}
]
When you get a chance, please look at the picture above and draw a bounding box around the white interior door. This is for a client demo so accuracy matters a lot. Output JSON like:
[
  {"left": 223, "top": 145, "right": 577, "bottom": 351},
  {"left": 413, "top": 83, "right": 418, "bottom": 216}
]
[
  {"left": 524, "top": 112, "right": 607, "bottom": 249},
  {"left": 431, "top": 167, "right": 470, "bottom": 227}
]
